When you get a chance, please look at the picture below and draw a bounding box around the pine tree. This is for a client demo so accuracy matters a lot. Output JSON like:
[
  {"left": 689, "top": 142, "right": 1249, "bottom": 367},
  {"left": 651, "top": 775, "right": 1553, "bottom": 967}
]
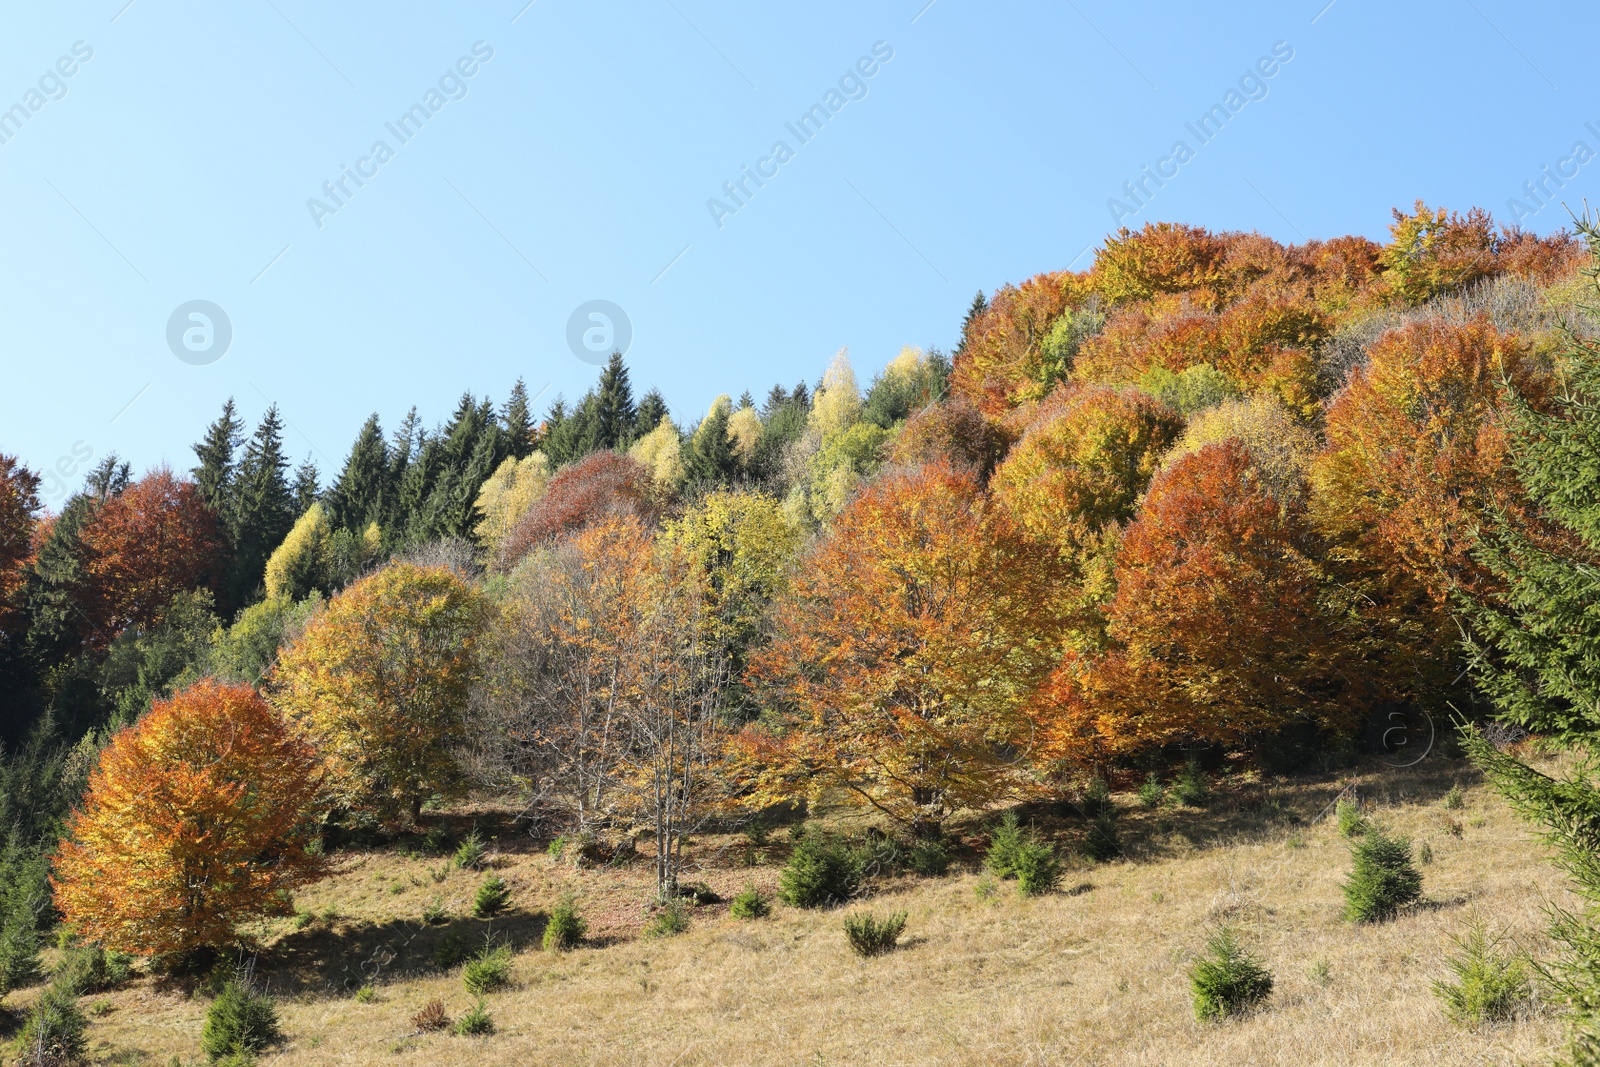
[
  {"left": 325, "top": 415, "right": 390, "bottom": 534},
  {"left": 762, "top": 385, "right": 790, "bottom": 417},
  {"left": 227, "top": 407, "right": 295, "bottom": 607},
  {"left": 543, "top": 393, "right": 599, "bottom": 467},
  {"left": 503, "top": 379, "right": 536, "bottom": 459},
  {"left": 84, "top": 456, "right": 130, "bottom": 500},
  {"left": 191, "top": 399, "right": 243, "bottom": 514},
  {"left": 955, "top": 290, "right": 987, "bottom": 357},
  {"left": 291, "top": 458, "right": 320, "bottom": 513},
  {"left": 684, "top": 400, "right": 736, "bottom": 485},
  {"left": 635, "top": 389, "right": 669, "bottom": 439},
  {"left": 594, "top": 354, "right": 637, "bottom": 451},
  {"left": 1458, "top": 216, "right": 1600, "bottom": 1064}
]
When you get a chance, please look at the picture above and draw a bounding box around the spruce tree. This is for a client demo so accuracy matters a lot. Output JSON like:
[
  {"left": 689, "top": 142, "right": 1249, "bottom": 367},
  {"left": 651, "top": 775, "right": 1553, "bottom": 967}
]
[
  {"left": 543, "top": 393, "right": 599, "bottom": 466},
  {"left": 684, "top": 402, "right": 736, "bottom": 485},
  {"left": 955, "top": 290, "right": 987, "bottom": 357},
  {"left": 325, "top": 414, "right": 390, "bottom": 534},
  {"left": 635, "top": 388, "right": 669, "bottom": 439},
  {"left": 291, "top": 458, "right": 320, "bottom": 513},
  {"left": 593, "top": 353, "right": 637, "bottom": 450},
  {"left": 227, "top": 407, "right": 296, "bottom": 607},
  {"left": 83, "top": 456, "right": 130, "bottom": 500},
  {"left": 1459, "top": 216, "right": 1600, "bottom": 1064},
  {"left": 503, "top": 379, "right": 536, "bottom": 459},
  {"left": 191, "top": 399, "right": 243, "bottom": 513}
]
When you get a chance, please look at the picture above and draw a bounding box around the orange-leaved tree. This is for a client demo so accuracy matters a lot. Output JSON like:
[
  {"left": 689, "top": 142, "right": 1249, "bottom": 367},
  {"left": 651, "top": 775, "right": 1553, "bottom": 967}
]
[
  {"left": 273, "top": 562, "right": 486, "bottom": 825},
  {"left": 1310, "top": 318, "right": 1546, "bottom": 706},
  {"left": 1046, "top": 441, "right": 1364, "bottom": 764},
  {"left": 77, "top": 466, "right": 224, "bottom": 648},
  {"left": 52, "top": 679, "right": 324, "bottom": 959},
  {"left": 743, "top": 461, "right": 1062, "bottom": 835}
]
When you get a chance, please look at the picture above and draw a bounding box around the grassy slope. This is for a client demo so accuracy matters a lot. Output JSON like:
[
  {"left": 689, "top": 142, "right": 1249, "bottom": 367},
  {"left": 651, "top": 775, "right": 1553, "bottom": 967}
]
[{"left": 43, "top": 753, "right": 1573, "bottom": 1066}]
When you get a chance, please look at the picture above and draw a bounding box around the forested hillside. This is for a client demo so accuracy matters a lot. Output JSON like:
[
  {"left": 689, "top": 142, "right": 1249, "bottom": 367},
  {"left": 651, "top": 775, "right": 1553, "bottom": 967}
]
[{"left": 2, "top": 201, "right": 1599, "bottom": 1065}]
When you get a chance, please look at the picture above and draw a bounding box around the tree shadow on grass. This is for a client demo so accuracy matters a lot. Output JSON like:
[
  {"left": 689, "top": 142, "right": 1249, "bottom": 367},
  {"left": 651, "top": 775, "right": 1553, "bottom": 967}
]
[{"left": 250, "top": 910, "right": 549, "bottom": 996}]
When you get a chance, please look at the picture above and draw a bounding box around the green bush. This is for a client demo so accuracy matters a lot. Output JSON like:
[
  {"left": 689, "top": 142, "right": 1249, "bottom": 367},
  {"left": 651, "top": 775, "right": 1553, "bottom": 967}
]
[
  {"left": 1336, "top": 798, "right": 1367, "bottom": 838},
  {"left": 1190, "top": 927, "right": 1273, "bottom": 1021},
  {"left": 432, "top": 932, "right": 472, "bottom": 970},
  {"left": 743, "top": 814, "right": 773, "bottom": 847},
  {"left": 1083, "top": 811, "right": 1120, "bottom": 863},
  {"left": 462, "top": 945, "right": 513, "bottom": 996},
  {"left": 973, "top": 876, "right": 999, "bottom": 903},
  {"left": 778, "top": 832, "right": 864, "bottom": 908},
  {"left": 543, "top": 894, "right": 586, "bottom": 952},
  {"left": 201, "top": 979, "right": 281, "bottom": 1063},
  {"left": 52, "top": 942, "right": 132, "bottom": 997},
  {"left": 906, "top": 837, "right": 952, "bottom": 877},
  {"left": 422, "top": 825, "right": 451, "bottom": 854},
  {"left": 473, "top": 874, "right": 510, "bottom": 918},
  {"left": 1081, "top": 777, "right": 1112, "bottom": 818},
  {"left": 454, "top": 998, "right": 494, "bottom": 1037},
  {"left": 644, "top": 900, "right": 690, "bottom": 939},
  {"left": 984, "top": 813, "right": 1026, "bottom": 879},
  {"left": 988, "top": 814, "right": 1060, "bottom": 894},
  {"left": 1343, "top": 829, "right": 1423, "bottom": 923},
  {"left": 1433, "top": 921, "right": 1531, "bottom": 1025},
  {"left": 843, "top": 911, "right": 907, "bottom": 958},
  {"left": 856, "top": 834, "right": 904, "bottom": 877},
  {"left": 1444, "top": 784, "right": 1465, "bottom": 810},
  {"left": 1170, "top": 758, "right": 1209, "bottom": 807},
  {"left": 729, "top": 885, "right": 771, "bottom": 920},
  {"left": 422, "top": 897, "right": 448, "bottom": 925},
  {"left": 13, "top": 987, "right": 88, "bottom": 1066},
  {"left": 453, "top": 830, "right": 487, "bottom": 870},
  {"left": 1014, "top": 839, "right": 1062, "bottom": 896},
  {"left": 1138, "top": 772, "right": 1165, "bottom": 809}
]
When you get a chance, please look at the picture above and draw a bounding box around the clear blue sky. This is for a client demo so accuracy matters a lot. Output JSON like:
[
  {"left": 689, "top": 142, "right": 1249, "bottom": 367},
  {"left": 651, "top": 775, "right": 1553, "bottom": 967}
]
[{"left": 2, "top": 0, "right": 1592, "bottom": 503}]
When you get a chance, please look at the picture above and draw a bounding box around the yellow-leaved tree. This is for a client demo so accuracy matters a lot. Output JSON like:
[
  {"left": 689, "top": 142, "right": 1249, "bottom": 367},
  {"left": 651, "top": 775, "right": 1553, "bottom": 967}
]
[
  {"left": 264, "top": 501, "right": 333, "bottom": 601},
  {"left": 474, "top": 452, "right": 551, "bottom": 564},
  {"left": 273, "top": 562, "right": 487, "bottom": 825}
]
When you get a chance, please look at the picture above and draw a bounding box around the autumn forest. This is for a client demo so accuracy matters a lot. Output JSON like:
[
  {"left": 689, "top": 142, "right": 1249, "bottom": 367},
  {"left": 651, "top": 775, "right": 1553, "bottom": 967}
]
[{"left": 6, "top": 202, "right": 1600, "bottom": 1064}]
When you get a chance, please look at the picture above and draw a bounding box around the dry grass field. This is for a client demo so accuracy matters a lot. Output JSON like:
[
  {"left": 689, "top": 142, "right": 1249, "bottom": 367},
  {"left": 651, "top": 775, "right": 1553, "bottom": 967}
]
[{"left": 20, "top": 750, "right": 1579, "bottom": 1066}]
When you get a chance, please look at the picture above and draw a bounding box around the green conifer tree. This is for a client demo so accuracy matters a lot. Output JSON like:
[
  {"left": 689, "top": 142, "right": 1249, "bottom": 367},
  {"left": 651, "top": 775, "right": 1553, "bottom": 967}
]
[
  {"left": 326, "top": 414, "right": 390, "bottom": 534},
  {"left": 684, "top": 400, "right": 736, "bottom": 485},
  {"left": 503, "top": 379, "right": 536, "bottom": 459},
  {"left": 291, "top": 458, "right": 320, "bottom": 513},
  {"left": 190, "top": 399, "right": 243, "bottom": 514},
  {"left": 226, "top": 407, "right": 295, "bottom": 606},
  {"left": 955, "top": 290, "right": 987, "bottom": 358},
  {"left": 635, "top": 388, "right": 669, "bottom": 440},
  {"left": 594, "top": 353, "right": 637, "bottom": 451},
  {"left": 1459, "top": 215, "right": 1600, "bottom": 1065}
]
